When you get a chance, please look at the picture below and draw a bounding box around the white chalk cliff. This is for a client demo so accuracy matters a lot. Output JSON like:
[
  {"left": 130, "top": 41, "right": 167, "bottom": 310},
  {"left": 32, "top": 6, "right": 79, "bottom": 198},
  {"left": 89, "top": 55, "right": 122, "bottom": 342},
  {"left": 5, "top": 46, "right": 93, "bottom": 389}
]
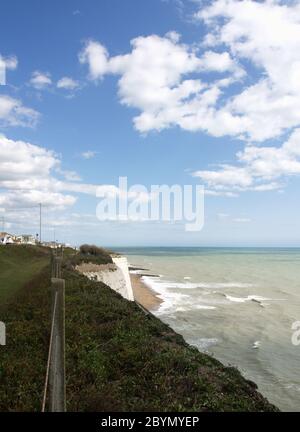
[{"left": 77, "top": 256, "right": 134, "bottom": 301}]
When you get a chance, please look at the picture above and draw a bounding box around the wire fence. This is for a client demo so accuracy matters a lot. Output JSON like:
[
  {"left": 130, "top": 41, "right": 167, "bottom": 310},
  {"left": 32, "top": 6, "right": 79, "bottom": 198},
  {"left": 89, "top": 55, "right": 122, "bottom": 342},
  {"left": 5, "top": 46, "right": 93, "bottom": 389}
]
[
  {"left": 42, "top": 291, "right": 58, "bottom": 412},
  {"left": 42, "top": 251, "right": 66, "bottom": 412}
]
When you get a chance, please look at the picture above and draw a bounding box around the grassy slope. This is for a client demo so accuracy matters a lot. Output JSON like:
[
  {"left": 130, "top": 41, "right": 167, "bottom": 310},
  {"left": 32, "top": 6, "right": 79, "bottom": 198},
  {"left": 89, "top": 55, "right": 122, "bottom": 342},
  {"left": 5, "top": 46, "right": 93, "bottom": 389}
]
[
  {"left": 64, "top": 267, "right": 278, "bottom": 412},
  {"left": 0, "top": 252, "right": 51, "bottom": 411},
  {"left": 0, "top": 245, "right": 49, "bottom": 302}
]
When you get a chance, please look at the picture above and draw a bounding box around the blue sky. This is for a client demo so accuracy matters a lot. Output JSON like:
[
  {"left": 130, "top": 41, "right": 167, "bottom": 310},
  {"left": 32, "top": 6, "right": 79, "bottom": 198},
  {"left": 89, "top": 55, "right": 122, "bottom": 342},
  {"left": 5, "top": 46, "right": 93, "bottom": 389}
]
[{"left": 1, "top": 0, "right": 300, "bottom": 247}]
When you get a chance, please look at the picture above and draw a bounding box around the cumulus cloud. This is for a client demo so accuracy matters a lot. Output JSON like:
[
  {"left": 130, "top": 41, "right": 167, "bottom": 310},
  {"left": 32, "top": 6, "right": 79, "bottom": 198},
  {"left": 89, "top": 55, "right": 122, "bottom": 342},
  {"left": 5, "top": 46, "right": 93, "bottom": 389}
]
[
  {"left": 193, "top": 128, "right": 300, "bottom": 194},
  {"left": 79, "top": 33, "right": 243, "bottom": 133},
  {"left": 0, "top": 135, "right": 58, "bottom": 181},
  {"left": 0, "top": 95, "right": 39, "bottom": 127},
  {"left": 196, "top": 0, "right": 300, "bottom": 141},
  {"left": 30, "top": 71, "right": 52, "bottom": 89},
  {"left": 0, "top": 134, "right": 75, "bottom": 209},
  {"left": 79, "top": 40, "right": 109, "bottom": 79},
  {"left": 0, "top": 135, "right": 101, "bottom": 210},
  {"left": 29, "top": 71, "right": 81, "bottom": 93},
  {"left": 57, "top": 76, "right": 80, "bottom": 90},
  {"left": 0, "top": 54, "right": 18, "bottom": 72},
  {"left": 199, "top": 50, "right": 244, "bottom": 78}
]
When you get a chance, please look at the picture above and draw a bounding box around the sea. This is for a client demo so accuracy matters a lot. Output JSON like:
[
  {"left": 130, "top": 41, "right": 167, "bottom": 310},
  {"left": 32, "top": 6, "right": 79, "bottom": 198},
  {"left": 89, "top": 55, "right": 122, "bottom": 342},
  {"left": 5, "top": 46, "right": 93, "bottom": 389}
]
[{"left": 116, "top": 247, "right": 300, "bottom": 412}]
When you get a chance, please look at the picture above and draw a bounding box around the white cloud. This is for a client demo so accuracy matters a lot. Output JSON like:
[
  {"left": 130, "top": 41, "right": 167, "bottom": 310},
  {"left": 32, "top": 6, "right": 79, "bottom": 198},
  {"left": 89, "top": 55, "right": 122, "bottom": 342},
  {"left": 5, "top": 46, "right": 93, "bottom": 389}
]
[
  {"left": 58, "top": 170, "right": 82, "bottom": 182},
  {"left": 0, "top": 190, "right": 76, "bottom": 209},
  {"left": 30, "top": 71, "right": 52, "bottom": 89},
  {"left": 79, "top": 40, "right": 109, "bottom": 79},
  {"left": 81, "top": 150, "right": 97, "bottom": 159},
  {"left": 0, "top": 95, "right": 39, "bottom": 127},
  {"left": 199, "top": 50, "right": 244, "bottom": 78},
  {"left": 0, "top": 134, "right": 75, "bottom": 209},
  {"left": 0, "top": 54, "right": 18, "bottom": 71},
  {"left": 193, "top": 128, "right": 300, "bottom": 194},
  {"left": 57, "top": 76, "right": 79, "bottom": 90},
  {"left": 0, "top": 134, "right": 58, "bottom": 181},
  {"left": 196, "top": 0, "right": 300, "bottom": 141},
  {"left": 30, "top": 72, "right": 80, "bottom": 92},
  {"left": 205, "top": 190, "right": 238, "bottom": 197},
  {"left": 79, "top": 33, "right": 243, "bottom": 133},
  {"left": 196, "top": 166, "right": 252, "bottom": 188}
]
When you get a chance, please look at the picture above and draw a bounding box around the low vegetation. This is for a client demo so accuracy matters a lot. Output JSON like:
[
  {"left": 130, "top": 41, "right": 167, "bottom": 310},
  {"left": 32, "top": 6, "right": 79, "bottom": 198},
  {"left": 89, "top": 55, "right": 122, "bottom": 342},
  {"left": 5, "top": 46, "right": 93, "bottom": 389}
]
[
  {"left": 64, "top": 244, "right": 113, "bottom": 268},
  {"left": 79, "top": 244, "right": 112, "bottom": 257}
]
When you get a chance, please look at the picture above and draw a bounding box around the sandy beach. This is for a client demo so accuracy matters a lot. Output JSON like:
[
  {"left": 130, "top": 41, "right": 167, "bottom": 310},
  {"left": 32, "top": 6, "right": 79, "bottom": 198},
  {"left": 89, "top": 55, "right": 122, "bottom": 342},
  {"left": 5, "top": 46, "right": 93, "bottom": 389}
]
[{"left": 130, "top": 273, "right": 162, "bottom": 311}]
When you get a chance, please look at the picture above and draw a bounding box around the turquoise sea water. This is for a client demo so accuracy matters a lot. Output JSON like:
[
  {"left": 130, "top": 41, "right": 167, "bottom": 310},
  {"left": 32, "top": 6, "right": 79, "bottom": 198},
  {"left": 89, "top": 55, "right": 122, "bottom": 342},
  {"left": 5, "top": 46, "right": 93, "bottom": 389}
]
[{"left": 117, "top": 247, "right": 300, "bottom": 411}]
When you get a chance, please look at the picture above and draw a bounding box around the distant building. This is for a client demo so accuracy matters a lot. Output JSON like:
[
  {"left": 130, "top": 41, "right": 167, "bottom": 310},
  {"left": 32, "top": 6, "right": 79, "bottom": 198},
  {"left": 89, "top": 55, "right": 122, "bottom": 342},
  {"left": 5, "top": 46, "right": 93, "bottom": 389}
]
[
  {"left": 42, "top": 241, "right": 65, "bottom": 249},
  {"left": 14, "top": 234, "right": 36, "bottom": 245},
  {"left": 0, "top": 232, "right": 15, "bottom": 245}
]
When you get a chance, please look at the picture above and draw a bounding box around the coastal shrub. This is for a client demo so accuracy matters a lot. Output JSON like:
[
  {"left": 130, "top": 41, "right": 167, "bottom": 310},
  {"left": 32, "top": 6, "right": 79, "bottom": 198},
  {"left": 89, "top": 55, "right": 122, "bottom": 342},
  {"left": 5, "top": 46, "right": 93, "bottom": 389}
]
[
  {"left": 79, "top": 244, "right": 110, "bottom": 257},
  {"left": 62, "top": 244, "right": 113, "bottom": 269}
]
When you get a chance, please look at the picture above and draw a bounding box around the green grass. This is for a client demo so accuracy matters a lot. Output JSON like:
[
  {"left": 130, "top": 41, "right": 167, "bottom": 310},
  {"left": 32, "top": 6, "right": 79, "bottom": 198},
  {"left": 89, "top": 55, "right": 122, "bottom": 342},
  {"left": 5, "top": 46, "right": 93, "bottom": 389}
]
[
  {"left": 0, "top": 264, "right": 51, "bottom": 411},
  {"left": 0, "top": 245, "right": 49, "bottom": 302},
  {"left": 0, "top": 245, "right": 51, "bottom": 411}
]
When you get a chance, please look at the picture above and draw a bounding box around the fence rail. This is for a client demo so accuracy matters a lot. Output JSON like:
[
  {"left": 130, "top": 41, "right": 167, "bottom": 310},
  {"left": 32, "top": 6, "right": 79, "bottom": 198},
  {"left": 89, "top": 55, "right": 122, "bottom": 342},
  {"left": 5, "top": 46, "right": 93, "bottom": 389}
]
[{"left": 51, "top": 255, "right": 62, "bottom": 278}]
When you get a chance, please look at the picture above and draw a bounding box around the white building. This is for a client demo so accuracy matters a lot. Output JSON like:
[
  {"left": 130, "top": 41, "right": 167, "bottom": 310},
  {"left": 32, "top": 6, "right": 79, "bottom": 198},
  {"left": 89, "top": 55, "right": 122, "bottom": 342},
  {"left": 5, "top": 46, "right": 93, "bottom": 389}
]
[
  {"left": 42, "top": 241, "right": 65, "bottom": 249},
  {"left": 0, "top": 232, "right": 15, "bottom": 245},
  {"left": 14, "top": 234, "right": 36, "bottom": 245}
]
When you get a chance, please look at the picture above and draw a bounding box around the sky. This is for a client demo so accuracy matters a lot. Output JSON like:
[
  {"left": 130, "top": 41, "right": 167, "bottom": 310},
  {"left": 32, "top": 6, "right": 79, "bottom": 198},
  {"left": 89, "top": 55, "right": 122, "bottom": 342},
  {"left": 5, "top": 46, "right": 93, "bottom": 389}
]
[{"left": 1, "top": 0, "right": 300, "bottom": 247}]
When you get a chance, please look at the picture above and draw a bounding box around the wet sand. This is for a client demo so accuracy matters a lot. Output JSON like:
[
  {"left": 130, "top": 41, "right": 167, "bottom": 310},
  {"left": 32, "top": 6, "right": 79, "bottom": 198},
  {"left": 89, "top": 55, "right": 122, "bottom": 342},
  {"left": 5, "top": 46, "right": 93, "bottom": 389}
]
[{"left": 130, "top": 274, "right": 162, "bottom": 311}]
